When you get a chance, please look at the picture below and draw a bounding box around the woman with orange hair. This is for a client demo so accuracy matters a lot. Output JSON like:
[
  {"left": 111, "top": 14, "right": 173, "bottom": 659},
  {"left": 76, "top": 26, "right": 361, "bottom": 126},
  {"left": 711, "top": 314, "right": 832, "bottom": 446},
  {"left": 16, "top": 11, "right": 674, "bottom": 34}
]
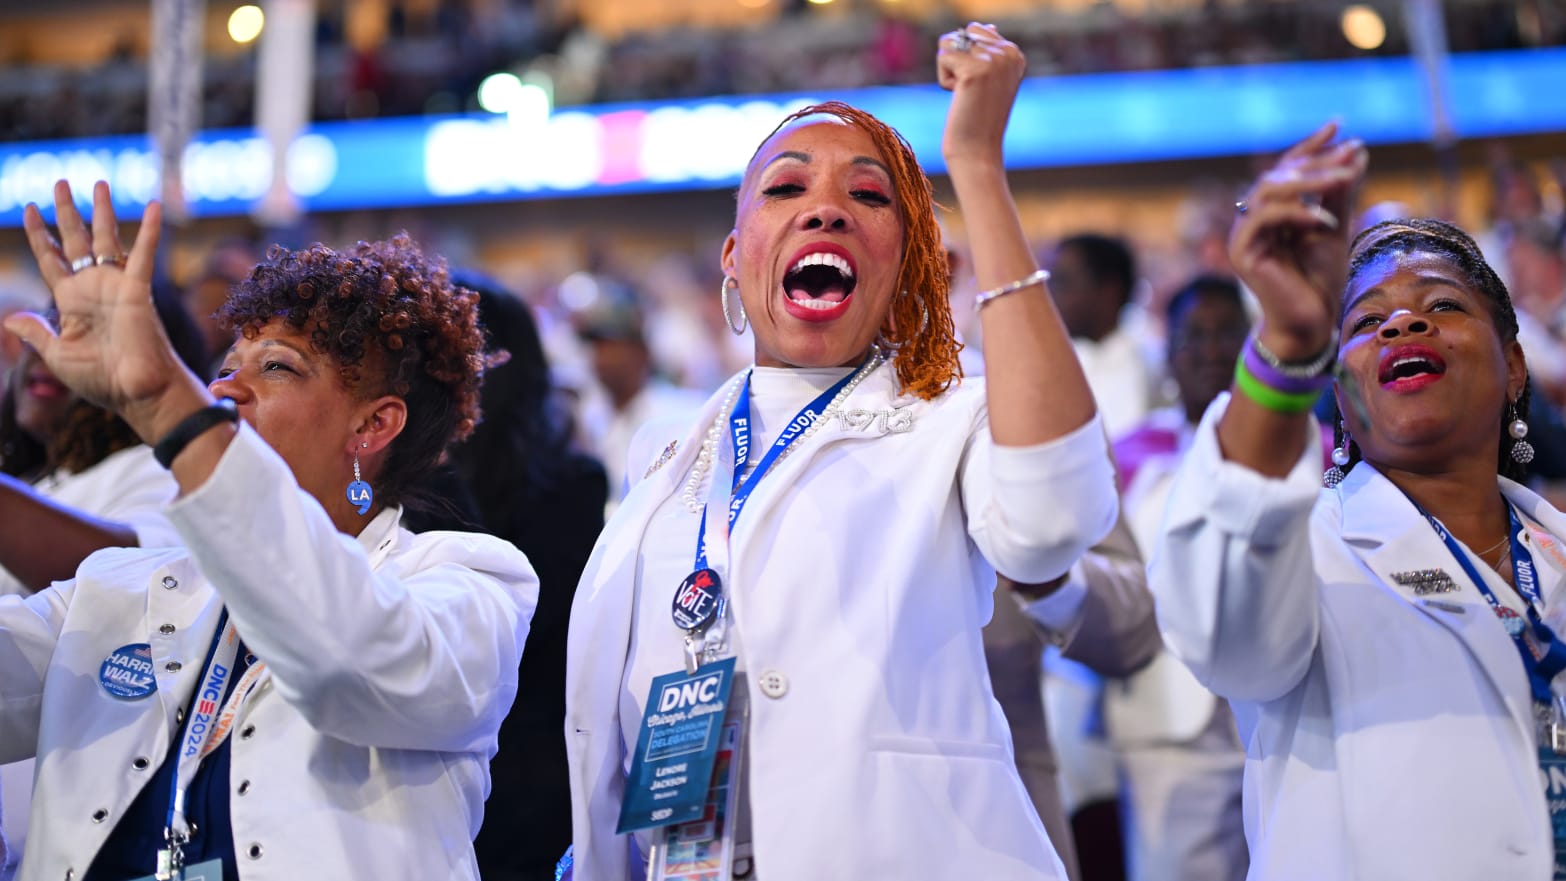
[{"left": 564, "top": 24, "right": 1116, "bottom": 881}]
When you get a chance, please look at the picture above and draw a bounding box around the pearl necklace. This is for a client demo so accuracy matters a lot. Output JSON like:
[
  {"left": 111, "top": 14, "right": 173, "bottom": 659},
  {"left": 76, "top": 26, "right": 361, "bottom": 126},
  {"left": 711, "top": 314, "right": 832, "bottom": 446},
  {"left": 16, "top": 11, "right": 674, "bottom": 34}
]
[{"left": 679, "top": 349, "right": 888, "bottom": 514}]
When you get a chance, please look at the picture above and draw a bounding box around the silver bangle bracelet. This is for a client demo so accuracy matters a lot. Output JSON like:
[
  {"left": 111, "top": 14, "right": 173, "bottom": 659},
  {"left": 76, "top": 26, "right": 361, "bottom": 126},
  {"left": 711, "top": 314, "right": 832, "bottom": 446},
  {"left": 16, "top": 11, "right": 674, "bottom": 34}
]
[
  {"left": 1250, "top": 330, "right": 1339, "bottom": 379},
  {"left": 975, "top": 269, "right": 1051, "bottom": 310}
]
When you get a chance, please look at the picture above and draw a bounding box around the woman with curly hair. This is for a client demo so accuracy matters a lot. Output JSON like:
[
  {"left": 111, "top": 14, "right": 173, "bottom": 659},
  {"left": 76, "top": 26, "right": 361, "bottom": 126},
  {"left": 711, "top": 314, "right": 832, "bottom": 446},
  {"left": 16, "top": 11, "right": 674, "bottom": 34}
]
[
  {"left": 564, "top": 25, "right": 1116, "bottom": 881},
  {"left": 5, "top": 180, "right": 538, "bottom": 881},
  {"left": 0, "top": 281, "right": 205, "bottom": 874}
]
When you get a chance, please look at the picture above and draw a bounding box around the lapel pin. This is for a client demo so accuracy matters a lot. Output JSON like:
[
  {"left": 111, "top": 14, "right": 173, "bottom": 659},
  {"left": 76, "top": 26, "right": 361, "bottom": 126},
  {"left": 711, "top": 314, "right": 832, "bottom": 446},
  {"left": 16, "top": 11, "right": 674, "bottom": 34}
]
[
  {"left": 1393, "top": 568, "right": 1458, "bottom": 596},
  {"left": 644, "top": 440, "right": 679, "bottom": 478},
  {"left": 1420, "top": 599, "right": 1467, "bottom": 615}
]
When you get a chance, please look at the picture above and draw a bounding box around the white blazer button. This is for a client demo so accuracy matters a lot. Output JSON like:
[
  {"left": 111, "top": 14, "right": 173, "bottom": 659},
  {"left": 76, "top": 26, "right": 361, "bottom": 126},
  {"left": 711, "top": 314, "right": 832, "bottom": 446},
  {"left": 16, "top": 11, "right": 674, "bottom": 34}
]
[
  {"left": 164, "top": 661, "right": 182, "bottom": 673},
  {"left": 247, "top": 844, "right": 263, "bottom": 860},
  {"left": 161, "top": 576, "right": 178, "bottom": 590},
  {"left": 158, "top": 624, "right": 176, "bottom": 635},
  {"left": 132, "top": 757, "right": 150, "bottom": 770},
  {"left": 91, "top": 809, "right": 107, "bottom": 823},
  {"left": 237, "top": 780, "right": 251, "bottom": 796},
  {"left": 64, "top": 871, "right": 73, "bottom": 881},
  {"left": 240, "top": 724, "right": 256, "bottom": 740},
  {"left": 758, "top": 671, "right": 788, "bottom": 699}
]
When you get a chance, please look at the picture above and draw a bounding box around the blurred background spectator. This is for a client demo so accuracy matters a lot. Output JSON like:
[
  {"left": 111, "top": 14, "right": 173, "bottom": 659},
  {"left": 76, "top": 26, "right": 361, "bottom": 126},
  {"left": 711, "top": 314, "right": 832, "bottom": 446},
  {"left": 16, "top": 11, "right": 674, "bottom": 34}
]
[{"left": 0, "top": 0, "right": 1561, "bottom": 136}]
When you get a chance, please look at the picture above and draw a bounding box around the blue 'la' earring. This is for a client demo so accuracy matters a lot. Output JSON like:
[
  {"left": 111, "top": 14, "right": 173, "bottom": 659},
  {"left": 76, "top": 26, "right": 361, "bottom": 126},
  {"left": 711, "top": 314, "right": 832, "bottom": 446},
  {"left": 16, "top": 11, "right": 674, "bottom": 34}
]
[{"left": 347, "top": 442, "right": 373, "bottom": 515}]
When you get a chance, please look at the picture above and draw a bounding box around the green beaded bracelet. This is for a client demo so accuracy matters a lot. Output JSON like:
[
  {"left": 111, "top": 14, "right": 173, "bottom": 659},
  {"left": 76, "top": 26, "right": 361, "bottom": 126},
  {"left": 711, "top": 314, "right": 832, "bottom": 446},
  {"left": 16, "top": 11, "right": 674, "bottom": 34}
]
[{"left": 1234, "top": 359, "right": 1323, "bottom": 413}]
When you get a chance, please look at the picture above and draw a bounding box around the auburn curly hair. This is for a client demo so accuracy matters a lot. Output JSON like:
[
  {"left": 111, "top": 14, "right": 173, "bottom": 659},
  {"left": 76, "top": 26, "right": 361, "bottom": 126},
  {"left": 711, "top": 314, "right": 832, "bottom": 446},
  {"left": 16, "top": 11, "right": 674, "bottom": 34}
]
[
  {"left": 1333, "top": 218, "right": 1529, "bottom": 481},
  {"left": 220, "top": 234, "right": 485, "bottom": 508},
  {"left": 749, "top": 101, "right": 963, "bottom": 400}
]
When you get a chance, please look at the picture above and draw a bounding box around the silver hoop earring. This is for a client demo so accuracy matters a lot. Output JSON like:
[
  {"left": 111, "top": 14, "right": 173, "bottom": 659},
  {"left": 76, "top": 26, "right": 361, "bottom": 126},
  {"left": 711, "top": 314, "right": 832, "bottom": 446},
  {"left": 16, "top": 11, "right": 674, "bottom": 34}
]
[
  {"left": 908, "top": 290, "right": 929, "bottom": 340},
  {"left": 720, "top": 276, "right": 747, "bottom": 336},
  {"left": 1324, "top": 425, "right": 1351, "bottom": 488},
  {"left": 879, "top": 290, "right": 929, "bottom": 349},
  {"left": 1509, "top": 399, "right": 1535, "bottom": 465}
]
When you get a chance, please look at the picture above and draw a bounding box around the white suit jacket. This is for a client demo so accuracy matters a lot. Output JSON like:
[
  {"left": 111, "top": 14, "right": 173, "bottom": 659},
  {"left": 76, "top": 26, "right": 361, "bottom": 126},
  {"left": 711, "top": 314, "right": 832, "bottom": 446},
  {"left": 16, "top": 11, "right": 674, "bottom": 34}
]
[
  {"left": 565, "top": 366, "right": 1118, "bottom": 881},
  {"left": 2, "top": 426, "right": 538, "bottom": 881},
  {"left": 1152, "top": 395, "right": 1559, "bottom": 880}
]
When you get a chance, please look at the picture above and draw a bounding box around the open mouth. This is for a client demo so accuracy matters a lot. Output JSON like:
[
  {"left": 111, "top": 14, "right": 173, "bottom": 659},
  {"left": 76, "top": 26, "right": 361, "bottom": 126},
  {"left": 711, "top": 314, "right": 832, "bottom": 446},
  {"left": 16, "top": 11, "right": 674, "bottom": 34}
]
[
  {"left": 23, "top": 372, "right": 68, "bottom": 401},
  {"left": 781, "top": 244, "right": 857, "bottom": 322},
  {"left": 1378, "top": 345, "right": 1447, "bottom": 390}
]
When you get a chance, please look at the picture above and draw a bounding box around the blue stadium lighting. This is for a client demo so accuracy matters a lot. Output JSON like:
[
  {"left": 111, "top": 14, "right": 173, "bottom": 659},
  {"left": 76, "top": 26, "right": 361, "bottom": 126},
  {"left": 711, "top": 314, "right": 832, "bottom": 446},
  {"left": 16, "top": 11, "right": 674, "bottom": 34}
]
[{"left": 1, "top": 48, "right": 1562, "bottom": 227}]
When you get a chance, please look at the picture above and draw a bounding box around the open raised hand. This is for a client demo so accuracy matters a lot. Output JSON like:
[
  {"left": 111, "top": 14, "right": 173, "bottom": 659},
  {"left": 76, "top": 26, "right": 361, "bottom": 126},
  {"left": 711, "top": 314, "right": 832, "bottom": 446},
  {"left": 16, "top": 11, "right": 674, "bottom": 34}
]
[
  {"left": 1229, "top": 123, "right": 1368, "bottom": 361},
  {"left": 8, "top": 181, "right": 191, "bottom": 432}
]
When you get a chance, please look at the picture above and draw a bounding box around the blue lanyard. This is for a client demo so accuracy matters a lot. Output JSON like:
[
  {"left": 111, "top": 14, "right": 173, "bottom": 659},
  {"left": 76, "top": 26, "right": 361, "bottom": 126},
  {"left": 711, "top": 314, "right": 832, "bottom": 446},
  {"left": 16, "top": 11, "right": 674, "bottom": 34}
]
[
  {"left": 692, "top": 364, "right": 861, "bottom": 572},
  {"left": 1421, "top": 503, "right": 1566, "bottom": 705},
  {"left": 162, "top": 609, "right": 240, "bottom": 868}
]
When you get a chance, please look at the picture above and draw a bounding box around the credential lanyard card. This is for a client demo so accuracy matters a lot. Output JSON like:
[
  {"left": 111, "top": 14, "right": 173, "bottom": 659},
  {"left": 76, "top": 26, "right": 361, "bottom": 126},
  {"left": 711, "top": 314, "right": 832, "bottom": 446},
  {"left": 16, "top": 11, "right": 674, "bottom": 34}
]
[
  {"left": 129, "top": 858, "right": 223, "bottom": 881},
  {"left": 618, "top": 657, "right": 737, "bottom": 834},
  {"left": 1545, "top": 747, "right": 1566, "bottom": 880},
  {"left": 651, "top": 675, "right": 749, "bottom": 881}
]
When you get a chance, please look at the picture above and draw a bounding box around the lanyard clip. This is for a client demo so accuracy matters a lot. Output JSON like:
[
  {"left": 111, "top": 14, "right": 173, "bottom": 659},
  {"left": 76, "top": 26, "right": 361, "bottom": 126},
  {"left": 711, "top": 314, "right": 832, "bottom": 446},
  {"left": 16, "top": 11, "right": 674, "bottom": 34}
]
[
  {"left": 683, "top": 634, "right": 704, "bottom": 676},
  {"left": 157, "top": 827, "right": 189, "bottom": 881}
]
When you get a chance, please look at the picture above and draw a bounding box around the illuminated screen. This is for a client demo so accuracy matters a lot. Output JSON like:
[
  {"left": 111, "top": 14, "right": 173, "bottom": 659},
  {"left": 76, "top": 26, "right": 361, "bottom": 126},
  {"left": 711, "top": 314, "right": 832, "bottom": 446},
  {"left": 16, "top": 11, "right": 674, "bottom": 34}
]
[{"left": 1, "top": 48, "right": 1562, "bottom": 227}]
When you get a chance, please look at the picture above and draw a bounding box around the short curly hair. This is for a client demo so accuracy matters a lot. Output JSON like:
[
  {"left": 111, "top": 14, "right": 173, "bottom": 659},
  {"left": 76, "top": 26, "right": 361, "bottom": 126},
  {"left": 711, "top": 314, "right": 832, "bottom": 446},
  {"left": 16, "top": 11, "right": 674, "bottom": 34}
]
[{"left": 220, "top": 234, "right": 485, "bottom": 508}]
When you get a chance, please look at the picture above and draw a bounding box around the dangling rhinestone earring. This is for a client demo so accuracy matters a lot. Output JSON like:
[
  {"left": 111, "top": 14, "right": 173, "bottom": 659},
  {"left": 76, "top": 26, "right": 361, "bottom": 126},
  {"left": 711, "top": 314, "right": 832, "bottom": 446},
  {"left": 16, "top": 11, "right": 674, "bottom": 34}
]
[
  {"left": 720, "top": 276, "right": 748, "bottom": 336},
  {"left": 1324, "top": 426, "right": 1351, "bottom": 488},
  {"left": 1509, "top": 399, "right": 1535, "bottom": 465},
  {"left": 347, "top": 441, "right": 374, "bottom": 515}
]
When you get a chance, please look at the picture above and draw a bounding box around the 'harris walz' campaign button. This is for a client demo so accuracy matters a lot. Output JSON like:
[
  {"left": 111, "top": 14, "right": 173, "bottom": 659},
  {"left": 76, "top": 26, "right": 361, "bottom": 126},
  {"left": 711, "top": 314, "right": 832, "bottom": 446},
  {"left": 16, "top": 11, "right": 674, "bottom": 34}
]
[{"left": 100, "top": 643, "right": 158, "bottom": 700}]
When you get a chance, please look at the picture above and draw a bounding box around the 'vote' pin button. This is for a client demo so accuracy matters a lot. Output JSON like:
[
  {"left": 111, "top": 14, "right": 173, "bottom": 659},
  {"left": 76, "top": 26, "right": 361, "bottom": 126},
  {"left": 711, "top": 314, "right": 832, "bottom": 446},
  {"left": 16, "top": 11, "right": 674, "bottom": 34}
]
[{"left": 671, "top": 569, "right": 723, "bottom": 632}]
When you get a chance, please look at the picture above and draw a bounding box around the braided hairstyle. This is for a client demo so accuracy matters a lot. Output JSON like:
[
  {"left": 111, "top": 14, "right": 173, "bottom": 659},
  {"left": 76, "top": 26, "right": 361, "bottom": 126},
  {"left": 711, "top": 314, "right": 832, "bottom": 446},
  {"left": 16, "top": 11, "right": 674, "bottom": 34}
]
[
  {"left": 1333, "top": 218, "right": 1529, "bottom": 481},
  {"left": 748, "top": 101, "right": 963, "bottom": 400},
  {"left": 220, "top": 234, "right": 486, "bottom": 508}
]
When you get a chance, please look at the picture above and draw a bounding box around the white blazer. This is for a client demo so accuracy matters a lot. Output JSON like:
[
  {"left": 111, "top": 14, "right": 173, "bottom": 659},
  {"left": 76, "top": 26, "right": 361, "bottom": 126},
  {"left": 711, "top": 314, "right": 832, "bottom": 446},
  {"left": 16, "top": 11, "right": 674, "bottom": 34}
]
[
  {"left": 1, "top": 426, "right": 538, "bottom": 881},
  {"left": 1151, "top": 395, "right": 1560, "bottom": 880},
  {"left": 565, "top": 366, "right": 1118, "bottom": 881}
]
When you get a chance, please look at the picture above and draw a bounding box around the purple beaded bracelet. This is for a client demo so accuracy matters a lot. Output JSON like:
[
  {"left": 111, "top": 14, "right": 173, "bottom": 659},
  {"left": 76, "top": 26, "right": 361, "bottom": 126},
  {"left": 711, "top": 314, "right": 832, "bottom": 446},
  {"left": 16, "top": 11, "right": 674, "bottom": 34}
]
[{"left": 1241, "top": 336, "right": 1334, "bottom": 395}]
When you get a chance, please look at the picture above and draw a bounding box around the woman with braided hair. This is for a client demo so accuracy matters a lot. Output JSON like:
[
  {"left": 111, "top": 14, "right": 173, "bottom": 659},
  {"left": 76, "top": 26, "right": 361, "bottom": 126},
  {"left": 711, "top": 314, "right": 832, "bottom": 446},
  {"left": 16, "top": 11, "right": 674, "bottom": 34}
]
[
  {"left": 1151, "top": 125, "right": 1566, "bottom": 879},
  {"left": 564, "top": 23, "right": 1116, "bottom": 881}
]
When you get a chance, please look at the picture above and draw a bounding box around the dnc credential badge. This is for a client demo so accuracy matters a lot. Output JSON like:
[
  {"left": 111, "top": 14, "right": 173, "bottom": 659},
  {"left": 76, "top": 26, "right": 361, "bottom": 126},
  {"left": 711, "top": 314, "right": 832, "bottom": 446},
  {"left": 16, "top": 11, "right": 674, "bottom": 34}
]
[
  {"left": 99, "top": 643, "right": 158, "bottom": 700},
  {"left": 1541, "top": 746, "right": 1566, "bottom": 879},
  {"left": 618, "top": 657, "right": 737, "bottom": 835},
  {"left": 127, "top": 856, "right": 222, "bottom": 881}
]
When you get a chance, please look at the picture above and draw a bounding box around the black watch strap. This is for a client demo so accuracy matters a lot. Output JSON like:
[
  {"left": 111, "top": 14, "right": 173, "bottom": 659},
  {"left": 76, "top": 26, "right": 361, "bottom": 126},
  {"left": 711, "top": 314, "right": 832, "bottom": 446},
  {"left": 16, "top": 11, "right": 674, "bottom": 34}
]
[{"left": 152, "top": 398, "right": 239, "bottom": 469}]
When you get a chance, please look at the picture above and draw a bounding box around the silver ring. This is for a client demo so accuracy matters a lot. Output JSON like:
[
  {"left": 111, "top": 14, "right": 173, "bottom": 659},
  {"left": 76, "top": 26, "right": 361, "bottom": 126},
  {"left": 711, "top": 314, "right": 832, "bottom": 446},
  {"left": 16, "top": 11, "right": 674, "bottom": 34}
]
[
  {"left": 1235, "top": 200, "right": 1249, "bottom": 215},
  {"left": 950, "top": 30, "right": 974, "bottom": 52},
  {"left": 94, "top": 253, "right": 127, "bottom": 268},
  {"left": 69, "top": 255, "right": 95, "bottom": 273}
]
